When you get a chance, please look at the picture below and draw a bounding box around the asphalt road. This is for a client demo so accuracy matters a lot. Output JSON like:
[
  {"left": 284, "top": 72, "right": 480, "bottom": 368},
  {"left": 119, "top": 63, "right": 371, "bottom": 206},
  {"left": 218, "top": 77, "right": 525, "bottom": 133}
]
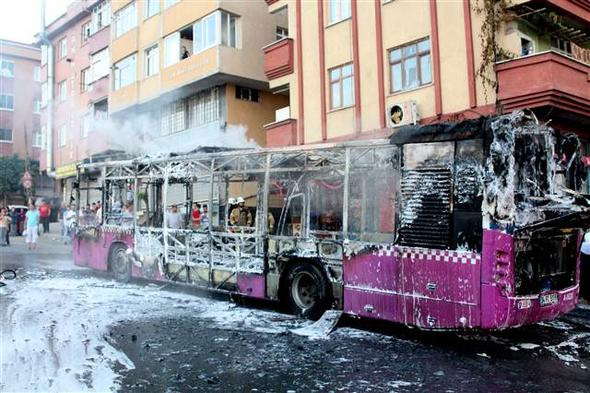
[{"left": 1, "top": 226, "right": 589, "bottom": 392}]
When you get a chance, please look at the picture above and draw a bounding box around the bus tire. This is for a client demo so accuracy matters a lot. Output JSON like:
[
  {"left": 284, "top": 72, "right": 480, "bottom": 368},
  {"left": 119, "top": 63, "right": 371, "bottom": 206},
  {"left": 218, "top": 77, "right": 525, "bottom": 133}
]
[
  {"left": 109, "top": 243, "right": 131, "bottom": 282},
  {"left": 285, "top": 262, "right": 330, "bottom": 320}
]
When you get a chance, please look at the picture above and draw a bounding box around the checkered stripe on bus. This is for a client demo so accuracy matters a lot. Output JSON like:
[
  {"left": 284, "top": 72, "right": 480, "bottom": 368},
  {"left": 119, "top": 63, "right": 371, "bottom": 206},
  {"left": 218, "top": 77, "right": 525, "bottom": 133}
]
[{"left": 374, "top": 245, "right": 480, "bottom": 265}]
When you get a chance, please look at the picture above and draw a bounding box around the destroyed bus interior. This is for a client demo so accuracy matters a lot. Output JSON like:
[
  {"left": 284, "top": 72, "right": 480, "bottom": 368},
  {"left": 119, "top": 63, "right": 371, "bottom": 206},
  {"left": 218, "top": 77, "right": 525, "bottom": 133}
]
[{"left": 73, "top": 110, "right": 589, "bottom": 329}]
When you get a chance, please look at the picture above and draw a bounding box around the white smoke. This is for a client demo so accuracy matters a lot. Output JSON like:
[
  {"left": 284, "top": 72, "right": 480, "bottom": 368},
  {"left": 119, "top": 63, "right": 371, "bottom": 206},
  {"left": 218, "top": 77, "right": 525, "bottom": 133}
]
[{"left": 93, "top": 114, "right": 258, "bottom": 157}]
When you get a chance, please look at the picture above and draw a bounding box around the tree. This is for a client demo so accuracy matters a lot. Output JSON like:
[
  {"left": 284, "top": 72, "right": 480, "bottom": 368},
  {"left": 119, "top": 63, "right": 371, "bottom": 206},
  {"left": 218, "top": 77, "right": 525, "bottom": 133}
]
[{"left": 0, "top": 155, "right": 39, "bottom": 204}]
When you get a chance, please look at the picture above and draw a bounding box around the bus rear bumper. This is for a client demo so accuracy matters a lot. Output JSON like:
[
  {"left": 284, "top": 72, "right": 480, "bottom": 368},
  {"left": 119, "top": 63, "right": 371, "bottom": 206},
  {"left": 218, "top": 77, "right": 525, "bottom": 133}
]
[{"left": 480, "top": 284, "right": 579, "bottom": 330}]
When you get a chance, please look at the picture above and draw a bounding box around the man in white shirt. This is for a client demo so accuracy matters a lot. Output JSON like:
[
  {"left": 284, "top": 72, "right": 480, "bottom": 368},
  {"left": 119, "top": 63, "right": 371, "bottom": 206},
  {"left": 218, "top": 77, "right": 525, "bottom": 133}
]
[
  {"left": 63, "top": 205, "right": 77, "bottom": 245},
  {"left": 166, "top": 205, "right": 183, "bottom": 230}
]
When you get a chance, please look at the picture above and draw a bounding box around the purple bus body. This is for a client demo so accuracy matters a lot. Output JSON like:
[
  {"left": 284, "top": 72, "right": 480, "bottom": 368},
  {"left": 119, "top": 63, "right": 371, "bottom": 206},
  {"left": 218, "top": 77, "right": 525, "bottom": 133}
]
[
  {"left": 343, "top": 229, "right": 579, "bottom": 329},
  {"left": 73, "top": 230, "right": 266, "bottom": 298},
  {"left": 73, "top": 231, "right": 132, "bottom": 271},
  {"left": 73, "top": 228, "right": 579, "bottom": 330}
]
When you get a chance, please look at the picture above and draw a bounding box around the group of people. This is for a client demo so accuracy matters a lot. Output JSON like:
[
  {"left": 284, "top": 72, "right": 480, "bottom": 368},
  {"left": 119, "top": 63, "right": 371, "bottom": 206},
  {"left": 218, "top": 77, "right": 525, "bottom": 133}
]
[
  {"left": 165, "top": 203, "right": 210, "bottom": 230},
  {"left": 0, "top": 201, "right": 43, "bottom": 250},
  {"left": 78, "top": 201, "right": 112, "bottom": 225},
  {"left": 190, "top": 203, "right": 210, "bottom": 230}
]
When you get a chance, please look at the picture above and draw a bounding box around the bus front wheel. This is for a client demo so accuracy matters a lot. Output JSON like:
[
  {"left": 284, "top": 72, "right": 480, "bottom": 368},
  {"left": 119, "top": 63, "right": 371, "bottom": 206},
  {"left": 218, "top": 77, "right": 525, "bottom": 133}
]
[
  {"left": 286, "top": 262, "right": 330, "bottom": 320},
  {"left": 109, "top": 243, "right": 131, "bottom": 282}
]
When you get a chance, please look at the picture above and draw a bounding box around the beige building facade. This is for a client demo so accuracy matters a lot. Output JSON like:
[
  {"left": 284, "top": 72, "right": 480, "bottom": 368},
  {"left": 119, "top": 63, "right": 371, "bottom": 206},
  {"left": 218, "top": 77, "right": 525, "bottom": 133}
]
[
  {"left": 262, "top": 0, "right": 590, "bottom": 155},
  {"left": 108, "top": 0, "right": 289, "bottom": 149}
]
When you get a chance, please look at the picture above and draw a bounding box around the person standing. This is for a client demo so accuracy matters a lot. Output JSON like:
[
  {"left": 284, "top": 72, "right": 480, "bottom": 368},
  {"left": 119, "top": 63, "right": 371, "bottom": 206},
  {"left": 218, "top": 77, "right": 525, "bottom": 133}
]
[
  {"left": 166, "top": 205, "right": 184, "bottom": 229},
  {"left": 63, "top": 205, "right": 77, "bottom": 245},
  {"left": 3, "top": 207, "right": 12, "bottom": 245},
  {"left": 24, "top": 203, "right": 40, "bottom": 250},
  {"left": 39, "top": 200, "right": 51, "bottom": 233},
  {"left": 9, "top": 207, "right": 18, "bottom": 236},
  {"left": 229, "top": 197, "right": 252, "bottom": 227},
  {"left": 200, "top": 204, "right": 209, "bottom": 231},
  {"left": 191, "top": 203, "right": 201, "bottom": 229},
  {"left": 96, "top": 201, "right": 102, "bottom": 222},
  {"left": 0, "top": 208, "right": 9, "bottom": 247}
]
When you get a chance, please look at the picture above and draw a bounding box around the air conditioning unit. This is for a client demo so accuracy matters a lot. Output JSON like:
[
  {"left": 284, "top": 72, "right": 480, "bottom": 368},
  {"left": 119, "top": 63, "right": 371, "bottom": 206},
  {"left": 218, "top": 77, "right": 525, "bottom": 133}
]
[{"left": 386, "top": 101, "right": 419, "bottom": 128}]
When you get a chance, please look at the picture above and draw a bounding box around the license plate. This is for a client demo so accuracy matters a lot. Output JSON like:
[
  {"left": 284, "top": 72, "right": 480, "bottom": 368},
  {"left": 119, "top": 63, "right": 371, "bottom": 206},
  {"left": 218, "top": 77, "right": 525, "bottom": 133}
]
[{"left": 539, "top": 293, "right": 558, "bottom": 307}]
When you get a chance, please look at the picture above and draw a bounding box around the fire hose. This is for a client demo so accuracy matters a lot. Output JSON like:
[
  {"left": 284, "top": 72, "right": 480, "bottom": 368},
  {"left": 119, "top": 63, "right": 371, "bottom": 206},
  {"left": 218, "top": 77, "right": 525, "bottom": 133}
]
[{"left": 0, "top": 269, "right": 16, "bottom": 287}]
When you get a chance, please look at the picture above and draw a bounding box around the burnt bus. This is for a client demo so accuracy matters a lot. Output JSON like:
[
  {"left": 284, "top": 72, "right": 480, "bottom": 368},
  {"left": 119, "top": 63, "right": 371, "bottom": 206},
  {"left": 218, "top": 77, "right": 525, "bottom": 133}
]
[{"left": 73, "top": 110, "right": 589, "bottom": 330}]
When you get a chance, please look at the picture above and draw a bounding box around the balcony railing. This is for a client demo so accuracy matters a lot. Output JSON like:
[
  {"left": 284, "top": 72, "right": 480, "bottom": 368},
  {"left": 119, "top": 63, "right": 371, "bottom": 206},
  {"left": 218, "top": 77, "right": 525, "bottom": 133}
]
[
  {"left": 264, "top": 118, "right": 297, "bottom": 147},
  {"left": 263, "top": 38, "right": 294, "bottom": 80},
  {"left": 495, "top": 51, "right": 590, "bottom": 116}
]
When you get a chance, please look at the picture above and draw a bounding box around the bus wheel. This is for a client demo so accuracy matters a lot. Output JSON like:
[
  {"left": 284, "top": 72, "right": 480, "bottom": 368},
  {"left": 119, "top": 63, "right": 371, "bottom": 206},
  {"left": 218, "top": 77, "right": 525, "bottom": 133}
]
[
  {"left": 109, "top": 243, "right": 131, "bottom": 282},
  {"left": 286, "top": 262, "right": 330, "bottom": 320}
]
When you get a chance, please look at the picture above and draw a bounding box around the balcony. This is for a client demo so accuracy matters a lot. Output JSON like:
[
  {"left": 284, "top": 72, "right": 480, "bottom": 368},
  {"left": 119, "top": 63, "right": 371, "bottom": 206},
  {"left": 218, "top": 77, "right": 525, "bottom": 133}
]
[
  {"left": 495, "top": 51, "right": 590, "bottom": 117},
  {"left": 263, "top": 38, "right": 294, "bottom": 80},
  {"left": 264, "top": 118, "right": 297, "bottom": 147},
  {"left": 88, "top": 76, "right": 109, "bottom": 103}
]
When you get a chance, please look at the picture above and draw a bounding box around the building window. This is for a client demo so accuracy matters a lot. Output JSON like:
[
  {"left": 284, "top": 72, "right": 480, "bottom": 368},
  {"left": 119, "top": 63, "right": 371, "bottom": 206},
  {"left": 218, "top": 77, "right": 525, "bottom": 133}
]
[
  {"left": 193, "top": 11, "right": 238, "bottom": 54},
  {"left": 194, "top": 13, "right": 218, "bottom": 53},
  {"left": 41, "top": 82, "right": 48, "bottom": 107},
  {"left": 91, "top": 48, "right": 110, "bottom": 82},
  {"left": 82, "top": 21, "right": 92, "bottom": 43},
  {"left": 164, "top": 32, "right": 180, "bottom": 67},
  {"left": 59, "top": 37, "right": 67, "bottom": 59},
  {"left": 188, "top": 87, "right": 220, "bottom": 127},
  {"left": 0, "top": 94, "right": 14, "bottom": 110},
  {"left": 164, "top": 0, "right": 179, "bottom": 9},
  {"left": 115, "top": 2, "right": 137, "bottom": 38},
  {"left": 33, "top": 131, "right": 43, "bottom": 147},
  {"left": 34, "top": 99, "right": 41, "bottom": 114},
  {"left": 520, "top": 36, "right": 534, "bottom": 56},
  {"left": 34, "top": 66, "right": 41, "bottom": 82},
  {"left": 81, "top": 68, "right": 92, "bottom": 92},
  {"left": 235, "top": 86, "right": 260, "bottom": 102},
  {"left": 389, "top": 37, "right": 431, "bottom": 93},
  {"left": 0, "top": 59, "right": 14, "bottom": 78},
  {"left": 145, "top": 0, "right": 159, "bottom": 18},
  {"left": 329, "top": 63, "right": 354, "bottom": 109},
  {"left": 58, "top": 125, "right": 67, "bottom": 147},
  {"left": 161, "top": 100, "right": 186, "bottom": 135},
  {"left": 145, "top": 44, "right": 159, "bottom": 77},
  {"left": 329, "top": 0, "right": 351, "bottom": 24},
  {"left": 0, "top": 128, "right": 12, "bottom": 142},
  {"left": 114, "top": 54, "right": 136, "bottom": 90},
  {"left": 276, "top": 26, "right": 288, "bottom": 40},
  {"left": 92, "top": 1, "right": 111, "bottom": 33},
  {"left": 551, "top": 36, "right": 572, "bottom": 56},
  {"left": 220, "top": 11, "right": 237, "bottom": 48},
  {"left": 161, "top": 87, "right": 220, "bottom": 135},
  {"left": 81, "top": 114, "right": 92, "bottom": 138},
  {"left": 94, "top": 100, "right": 108, "bottom": 121},
  {"left": 58, "top": 80, "right": 67, "bottom": 101}
]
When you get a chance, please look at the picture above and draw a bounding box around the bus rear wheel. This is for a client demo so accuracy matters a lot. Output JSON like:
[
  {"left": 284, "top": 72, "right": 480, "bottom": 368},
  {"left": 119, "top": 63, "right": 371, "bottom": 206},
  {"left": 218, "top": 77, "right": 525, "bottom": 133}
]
[
  {"left": 109, "top": 243, "right": 131, "bottom": 282},
  {"left": 286, "top": 262, "right": 330, "bottom": 320}
]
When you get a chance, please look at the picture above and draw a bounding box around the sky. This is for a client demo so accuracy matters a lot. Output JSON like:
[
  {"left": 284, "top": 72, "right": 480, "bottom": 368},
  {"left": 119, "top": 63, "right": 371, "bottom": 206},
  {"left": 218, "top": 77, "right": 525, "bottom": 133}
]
[{"left": 0, "top": 0, "right": 71, "bottom": 44}]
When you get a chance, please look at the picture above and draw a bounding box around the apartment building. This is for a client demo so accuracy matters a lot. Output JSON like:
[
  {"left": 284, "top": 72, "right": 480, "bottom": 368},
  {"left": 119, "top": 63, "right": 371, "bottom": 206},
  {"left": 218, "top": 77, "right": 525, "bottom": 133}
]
[
  {"left": 108, "top": 0, "right": 289, "bottom": 151},
  {"left": 0, "top": 39, "right": 54, "bottom": 202},
  {"left": 0, "top": 40, "right": 42, "bottom": 159},
  {"left": 262, "top": 0, "right": 590, "bottom": 167},
  {"left": 39, "top": 0, "right": 114, "bottom": 203}
]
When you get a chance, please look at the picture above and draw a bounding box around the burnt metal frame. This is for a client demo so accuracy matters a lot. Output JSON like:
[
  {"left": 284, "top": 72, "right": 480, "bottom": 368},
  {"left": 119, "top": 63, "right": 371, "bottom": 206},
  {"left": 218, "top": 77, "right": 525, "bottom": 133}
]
[{"left": 76, "top": 139, "right": 394, "bottom": 284}]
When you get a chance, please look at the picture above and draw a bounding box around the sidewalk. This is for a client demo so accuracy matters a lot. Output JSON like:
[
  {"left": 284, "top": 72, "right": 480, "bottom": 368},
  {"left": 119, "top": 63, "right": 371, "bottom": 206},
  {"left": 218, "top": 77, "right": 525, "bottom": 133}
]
[{"left": 2, "top": 222, "right": 72, "bottom": 271}]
